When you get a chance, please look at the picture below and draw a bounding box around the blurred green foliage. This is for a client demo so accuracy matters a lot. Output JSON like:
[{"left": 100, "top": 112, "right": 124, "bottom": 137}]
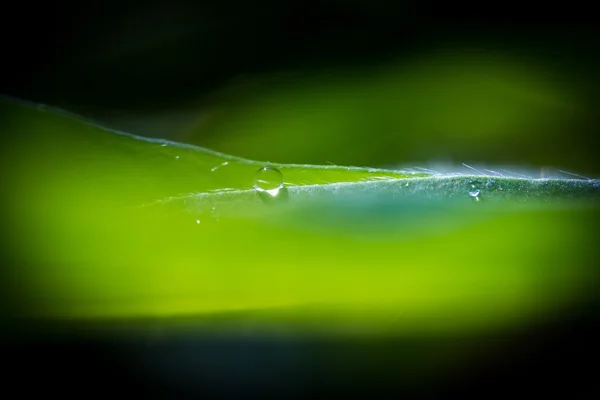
[
  {"left": 1, "top": 98, "right": 598, "bottom": 339},
  {"left": 183, "top": 52, "right": 587, "bottom": 171}
]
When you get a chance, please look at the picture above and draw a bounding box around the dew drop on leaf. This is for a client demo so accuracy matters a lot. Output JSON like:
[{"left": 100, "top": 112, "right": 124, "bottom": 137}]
[{"left": 254, "top": 166, "right": 284, "bottom": 196}]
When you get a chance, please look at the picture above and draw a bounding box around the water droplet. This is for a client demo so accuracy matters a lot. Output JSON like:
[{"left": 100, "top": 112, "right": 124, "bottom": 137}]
[
  {"left": 254, "top": 166, "right": 284, "bottom": 196},
  {"left": 405, "top": 182, "right": 409, "bottom": 187},
  {"left": 196, "top": 219, "right": 201, "bottom": 224},
  {"left": 175, "top": 156, "right": 180, "bottom": 160},
  {"left": 469, "top": 189, "right": 480, "bottom": 201}
]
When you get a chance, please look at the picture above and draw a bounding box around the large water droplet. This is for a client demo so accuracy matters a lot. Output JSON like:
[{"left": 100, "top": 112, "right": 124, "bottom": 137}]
[{"left": 254, "top": 166, "right": 284, "bottom": 196}]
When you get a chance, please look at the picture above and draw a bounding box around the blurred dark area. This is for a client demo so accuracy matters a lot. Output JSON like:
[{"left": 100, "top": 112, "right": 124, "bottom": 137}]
[
  {"left": 1, "top": 0, "right": 599, "bottom": 397},
  {"left": 2, "top": 2, "right": 599, "bottom": 113},
  {"left": 1, "top": 1, "right": 600, "bottom": 172},
  {"left": 2, "top": 305, "right": 599, "bottom": 397},
  {"left": 2, "top": 1, "right": 598, "bottom": 108}
]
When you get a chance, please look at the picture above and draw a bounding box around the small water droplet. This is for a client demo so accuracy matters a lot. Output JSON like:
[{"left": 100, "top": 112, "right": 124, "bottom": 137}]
[
  {"left": 196, "top": 219, "right": 201, "bottom": 224},
  {"left": 469, "top": 189, "right": 480, "bottom": 201},
  {"left": 175, "top": 156, "right": 180, "bottom": 159},
  {"left": 160, "top": 143, "right": 168, "bottom": 147},
  {"left": 254, "top": 166, "right": 284, "bottom": 196},
  {"left": 405, "top": 182, "right": 409, "bottom": 187}
]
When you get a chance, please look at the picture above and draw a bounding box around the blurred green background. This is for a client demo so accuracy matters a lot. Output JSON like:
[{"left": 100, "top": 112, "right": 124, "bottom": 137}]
[
  {"left": 1, "top": 2, "right": 599, "bottom": 397},
  {"left": 2, "top": 1, "right": 599, "bottom": 175}
]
